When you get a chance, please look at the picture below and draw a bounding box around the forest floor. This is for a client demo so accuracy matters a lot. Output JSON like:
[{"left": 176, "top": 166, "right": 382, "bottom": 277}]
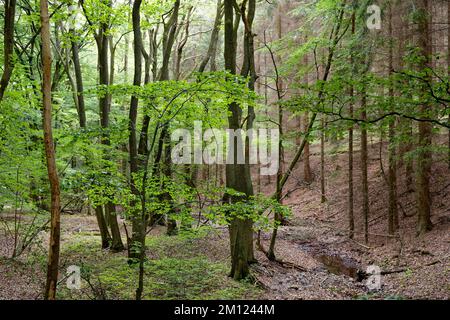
[
  {"left": 0, "top": 135, "right": 449, "bottom": 300},
  {"left": 254, "top": 134, "right": 450, "bottom": 299}
]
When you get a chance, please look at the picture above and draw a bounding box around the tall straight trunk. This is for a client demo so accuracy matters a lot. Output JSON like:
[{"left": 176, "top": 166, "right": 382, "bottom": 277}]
[
  {"left": 224, "top": 0, "right": 254, "bottom": 280},
  {"left": 400, "top": 3, "right": 414, "bottom": 192},
  {"left": 303, "top": 113, "right": 312, "bottom": 183},
  {"left": 415, "top": 0, "right": 433, "bottom": 234},
  {"left": 129, "top": 0, "right": 144, "bottom": 260},
  {"left": 71, "top": 39, "right": 86, "bottom": 128},
  {"left": 41, "top": 0, "right": 61, "bottom": 300},
  {"left": 303, "top": 48, "right": 312, "bottom": 183},
  {"left": 109, "top": 37, "right": 115, "bottom": 85},
  {"left": 242, "top": 0, "right": 257, "bottom": 263},
  {"left": 264, "top": 51, "right": 271, "bottom": 186},
  {"left": 267, "top": 3, "right": 284, "bottom": 260},
  {"left": 164, "top": 132, "right": 177, "bottom": 236},
  {"left": 96, "top": 1, "right": 124, "bottom": 252},
  {"left": 320, "top": 116, "right": 326, "bottom": 203},
  {"left": 348, "top": 9, "right": 355, "bottom": 239},
  {"left": 361, "top": 93, "right": 369, "bottom": 244},
  {"left": 256, "top": 52, "right": 261, "bottom": 193},
  {"left": 388, "top": 3, "right": 399, "bottom": 234},
  {"left": 0, "top": 0, "right": 16, "bottom": 102}
]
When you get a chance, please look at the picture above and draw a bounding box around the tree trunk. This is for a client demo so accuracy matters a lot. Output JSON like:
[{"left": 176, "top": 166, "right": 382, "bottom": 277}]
[
  {"left": 105, "top": 203, "right": 124, "bottom": 251},
  {"left": 96, "top": 2, "right": 124, "bottom": 251},
  {"left": 41, "top": 0, "right": 61, "bottom": 300},
  {"left": 129, "top": 0, "right": 144, "bottom": 260},
  {"left": 348, "top": 9, "right": 355, "bottom": 239},
  {"left": 199, "top": 0, "right": 223, "bottom": 73},
  {"left": 302, "top": 48, "right": 312, "bottom": 183},
  {"left": 267, "top": 2, "right": 284, "bottom": 260},
  {"left": 320, "top": 116, "right": 326, "bottom": 203},
  {"left": 163, "top": 132, "right": 177, "bottom": 236},
  {"left": 388, "top": 3, "right": 399, "bottom": 234},
  {"left": 360, "top": 93, "right": 369, "bottom": 244},
  {"left": 0, "top": 0, "right": 17, "bottom": 102},
  {"left": 224, "top": 0, "right": 254, "bottom": 280},
  {"left": 303, "top": 113, "right": 312, "bottom": 183},
  {"left": 95, "top": 206, "right": 112, "bottom": 248},
  {"left": 415, "top": 0, "right": 433, "bottom": 235},
  {"left": 71, "top": 39, "right": 87, "bottom": 128}
]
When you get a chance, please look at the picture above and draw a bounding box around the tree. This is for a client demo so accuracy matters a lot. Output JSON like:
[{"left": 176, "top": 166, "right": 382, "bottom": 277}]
[
  {"left": 68, "top": 3, "right": 87, "bottom": 128},
  {"left": 414, "top": 0, "right": 433, "bottom": 234},
  {"left": 80, "top": 0, "right": 124, "bottom": 251},
  {"left": 223, "top": 0, "right": 255, "bottom": 280},
  {"left": 347, "top": 7, "right": 355, "bottom": 239},
  {"left": 387, "top": 1, "right": 399, "bottom": 234},
  {"left": 128, "top": 0, "right": 144, "bottom": 261},
  {"left": 40, "top": 0, "right": 61, "bottom": 300},
  {"left": 360, "top": 90, "right": 369, "bottom": 244},
  {"left": 198, "top": 0, "right": 223, "bottom": 73},
  {"left": 0, "top": 0, "right": 17, "bottom": 102}
]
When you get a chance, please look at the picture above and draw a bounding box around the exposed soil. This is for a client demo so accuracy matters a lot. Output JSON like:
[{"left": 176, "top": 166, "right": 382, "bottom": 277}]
[{"left": 253, "top": 134, "right": 450, "bottom": 300}]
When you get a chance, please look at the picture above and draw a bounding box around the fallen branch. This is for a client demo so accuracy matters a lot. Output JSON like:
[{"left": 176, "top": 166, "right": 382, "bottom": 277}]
[
  {"left": 256, "top": 240, "right": 308, "bottom": 272},
  {"left": 348, "top": 237, "right": 371, "bottom": 250},
  {"left": 380, "top": 256, "right": 448, "bottom": 276}
]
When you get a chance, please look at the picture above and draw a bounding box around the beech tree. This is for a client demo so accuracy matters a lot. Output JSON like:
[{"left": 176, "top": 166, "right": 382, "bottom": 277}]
[
  {"left": 40, "top": 0, "right": 61, "bottom": 300},
  {"left": 0, "top": 0, "right": 449, "bottom": 301}
]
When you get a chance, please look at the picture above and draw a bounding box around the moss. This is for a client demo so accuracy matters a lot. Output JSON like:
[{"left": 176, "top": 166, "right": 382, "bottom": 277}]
[{"left": 55, "top": 228, "right": 262, "bottom": 300}]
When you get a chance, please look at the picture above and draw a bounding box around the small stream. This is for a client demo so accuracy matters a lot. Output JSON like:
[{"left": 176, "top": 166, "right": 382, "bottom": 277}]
[
  {"left": 315, "top": 253, "right": 365, "bottom": 281},
  {"left": 299, "top": 242, "right": 365, "bottom": 281}
]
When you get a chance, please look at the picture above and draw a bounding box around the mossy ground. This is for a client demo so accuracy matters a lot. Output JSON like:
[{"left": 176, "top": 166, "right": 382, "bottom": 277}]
[{"left": 54, "top": 227, "right": 262, "bottom": 300}]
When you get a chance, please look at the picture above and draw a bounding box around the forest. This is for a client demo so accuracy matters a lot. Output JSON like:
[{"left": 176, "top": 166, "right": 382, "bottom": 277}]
[{"left": 0, "top": 0, "right": 449, "bottom": 301}]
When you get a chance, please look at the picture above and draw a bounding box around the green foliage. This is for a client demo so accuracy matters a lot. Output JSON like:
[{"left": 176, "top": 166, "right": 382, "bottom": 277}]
[{"left": 56, "top": 230, "right": 261, "bottom": 300}]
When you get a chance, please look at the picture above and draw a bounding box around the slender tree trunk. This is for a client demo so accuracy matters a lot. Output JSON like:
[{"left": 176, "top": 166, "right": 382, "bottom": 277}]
[
  {"left": 109, "top": 37, "right": 115, "bottom": 86},
  {"left": 164, "top": 132, "right": 177, "bottom": 236},
  {"left": 388, "top": 3, "right": 399, "bottom": 234},
  {"left": 129, "top": 0, "right": 144, "bottom": 260},
  {"left": 41, "top": 0, "right": 61, "bottom": 300},
  {"left": 199, "top": 0, "right": 223, "bottom": 73},
  {"left": 320, "top": 116, "right": 326, "bottom": 203},
  {"left": 415, "top": 0, "right": 433, "bottom": 235},
  {"left": 256, "top": 52, "right": 262, "bottom": 193},
  {"left": 267, "top": 3, "right": 285, "bottom": 260},
  {"left": 303, "top": 113, "right": 312, "bottom": 183},
  {"left": 348, "top": 10, "right": 355, "bottom": 239},
  {"left": 302, "top": 49, "right": 312, "bottom": 183},
  {"left": 95, "top": 2, "right": 124, "bottom": 252},
  {"left": 361, "top": 93, "right": 369, "bottom": 244},
  {"left": 0, "top": 0, "right": 16, "bottom": 102},
  {"left": 71, "top": 39, "right": 87, "bottom": 128}
]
